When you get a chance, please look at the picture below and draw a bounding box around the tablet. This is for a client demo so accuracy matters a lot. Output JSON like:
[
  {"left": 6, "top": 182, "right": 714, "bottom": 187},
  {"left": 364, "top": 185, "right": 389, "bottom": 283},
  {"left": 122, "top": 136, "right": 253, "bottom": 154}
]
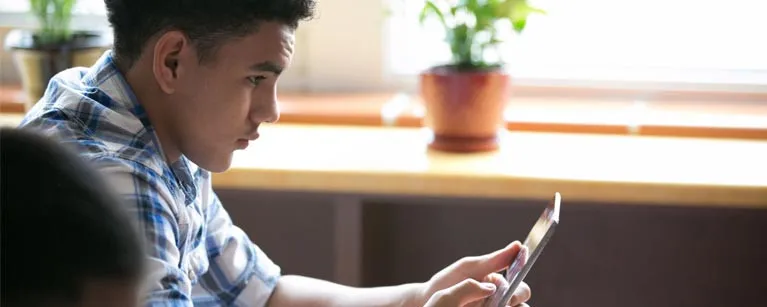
[{"left": 484, "top": 192, "right": 561, "bottom": 307}]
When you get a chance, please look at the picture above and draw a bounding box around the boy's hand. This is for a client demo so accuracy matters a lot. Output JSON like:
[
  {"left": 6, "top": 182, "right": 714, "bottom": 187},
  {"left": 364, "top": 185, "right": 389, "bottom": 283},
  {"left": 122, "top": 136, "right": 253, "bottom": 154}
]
[{"left": 417, "top": 241, "right": 531, "bottom": 307}]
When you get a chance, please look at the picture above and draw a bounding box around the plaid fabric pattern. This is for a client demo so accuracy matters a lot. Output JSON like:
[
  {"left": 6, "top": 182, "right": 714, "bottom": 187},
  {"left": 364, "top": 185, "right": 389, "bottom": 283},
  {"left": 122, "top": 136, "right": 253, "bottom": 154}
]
[{"left": 19, "top": 50, "right": 281, "bottom": 307}]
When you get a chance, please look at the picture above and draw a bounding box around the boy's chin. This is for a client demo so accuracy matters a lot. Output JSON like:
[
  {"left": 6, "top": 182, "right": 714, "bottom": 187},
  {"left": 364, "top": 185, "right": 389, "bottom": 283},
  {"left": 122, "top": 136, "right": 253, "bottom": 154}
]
[{"left": 196, "top": 153, "right": 234, "bottom": 173}]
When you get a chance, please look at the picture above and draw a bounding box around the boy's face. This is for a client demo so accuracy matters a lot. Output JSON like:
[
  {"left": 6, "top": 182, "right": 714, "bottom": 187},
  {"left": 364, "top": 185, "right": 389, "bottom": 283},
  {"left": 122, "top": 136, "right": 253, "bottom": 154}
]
[{"left": 164, "top": 21, "right": 294, "bottom": 172}]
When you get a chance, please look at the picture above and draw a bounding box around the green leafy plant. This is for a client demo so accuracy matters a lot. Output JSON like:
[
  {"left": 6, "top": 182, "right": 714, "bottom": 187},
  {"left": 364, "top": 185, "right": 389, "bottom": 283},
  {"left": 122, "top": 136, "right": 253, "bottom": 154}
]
[
  {"left": 419, "top": 0, "right": 544, "bottom": 70},
  {"left": 29, "top": 0, "right": 77, "bottom": 46}
]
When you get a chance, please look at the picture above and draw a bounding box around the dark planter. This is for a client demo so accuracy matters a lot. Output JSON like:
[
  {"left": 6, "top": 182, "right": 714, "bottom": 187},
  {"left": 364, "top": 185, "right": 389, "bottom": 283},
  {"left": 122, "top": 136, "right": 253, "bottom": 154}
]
[
  {"left": 4, "top": 29, "right": 112, "bottom": 110},
  {"left": 419, "top": 65, "right": 511, "bottom": 153}
]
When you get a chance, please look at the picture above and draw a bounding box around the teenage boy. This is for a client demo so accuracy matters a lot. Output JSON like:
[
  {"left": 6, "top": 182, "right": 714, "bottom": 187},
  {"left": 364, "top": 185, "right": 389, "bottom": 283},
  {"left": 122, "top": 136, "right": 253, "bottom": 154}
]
[{"left": 19, "top": 1, "right": 532, "bottom": 306}]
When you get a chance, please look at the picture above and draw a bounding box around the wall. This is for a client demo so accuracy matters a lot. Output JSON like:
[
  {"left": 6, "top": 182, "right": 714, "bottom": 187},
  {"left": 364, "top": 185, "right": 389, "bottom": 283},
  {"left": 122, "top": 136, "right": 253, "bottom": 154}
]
[
  {"left": 216, "top": 188, "right": 767, "bottom": 307},
  {"left": 0, "top": 24, "right": 312, "bottom": 90}
]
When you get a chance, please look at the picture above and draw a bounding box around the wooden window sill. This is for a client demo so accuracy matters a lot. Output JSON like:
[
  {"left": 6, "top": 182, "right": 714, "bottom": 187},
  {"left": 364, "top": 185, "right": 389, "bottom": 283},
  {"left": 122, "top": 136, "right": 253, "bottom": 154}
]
[
  {"left": 213, "top": 123, "right": 767, "bottom": 208},
  {"left": 275, "top": 90, "right": 767, "bottom": 140},
  {"left": 2, "top": 84, "right": 766, "bottom": 140},
  {"left": 0, "top": 85, "right": 25, "bottom": 113},
  {"left": 1, "top": 113, "right": 764, "bottom": 207}
]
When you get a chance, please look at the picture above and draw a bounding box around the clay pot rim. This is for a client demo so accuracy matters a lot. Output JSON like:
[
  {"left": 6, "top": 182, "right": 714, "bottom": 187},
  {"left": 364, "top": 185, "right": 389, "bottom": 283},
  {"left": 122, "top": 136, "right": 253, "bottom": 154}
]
[{"left": 421, "top": 64, "right": 509, "bottom": 77}]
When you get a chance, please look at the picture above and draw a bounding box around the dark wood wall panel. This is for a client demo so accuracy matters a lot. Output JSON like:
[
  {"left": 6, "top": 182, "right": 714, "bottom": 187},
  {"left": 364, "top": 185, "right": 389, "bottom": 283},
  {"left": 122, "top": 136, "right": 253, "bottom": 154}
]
[{"left": 217, "top": 188, "right": 767, "bottom": 307}]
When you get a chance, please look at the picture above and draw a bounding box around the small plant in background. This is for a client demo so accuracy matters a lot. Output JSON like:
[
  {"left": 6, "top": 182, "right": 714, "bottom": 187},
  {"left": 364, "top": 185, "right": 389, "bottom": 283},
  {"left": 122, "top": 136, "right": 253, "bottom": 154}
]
[
  {"left": 6, "top": 0, "right": 109, "bottom": 111},
  {"left": 29, "top": 0, "right": 77, "bottom": 47},
  {"left": 419, "top": 0, "right": 545, "bottom": 70}
]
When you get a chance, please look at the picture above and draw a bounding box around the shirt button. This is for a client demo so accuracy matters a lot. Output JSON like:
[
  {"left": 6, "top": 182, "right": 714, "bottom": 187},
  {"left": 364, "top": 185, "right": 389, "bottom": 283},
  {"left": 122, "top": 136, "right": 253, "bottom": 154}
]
[{"left": 187, "top": 269, "right": 196, "bottom": 281}]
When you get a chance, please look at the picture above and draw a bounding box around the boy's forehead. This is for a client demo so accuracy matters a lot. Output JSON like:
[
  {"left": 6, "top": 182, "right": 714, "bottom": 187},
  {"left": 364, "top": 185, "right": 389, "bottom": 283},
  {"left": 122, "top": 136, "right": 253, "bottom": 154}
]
[{"left": 215, "top": 22, "right": 295, "bottom": 65}]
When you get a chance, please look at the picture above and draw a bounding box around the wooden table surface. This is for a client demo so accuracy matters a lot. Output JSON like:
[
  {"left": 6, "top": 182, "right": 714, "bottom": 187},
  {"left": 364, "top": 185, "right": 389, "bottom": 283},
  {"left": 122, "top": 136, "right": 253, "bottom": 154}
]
[{"left": 2, "top": 113, "right": 766, "bottom": 207}]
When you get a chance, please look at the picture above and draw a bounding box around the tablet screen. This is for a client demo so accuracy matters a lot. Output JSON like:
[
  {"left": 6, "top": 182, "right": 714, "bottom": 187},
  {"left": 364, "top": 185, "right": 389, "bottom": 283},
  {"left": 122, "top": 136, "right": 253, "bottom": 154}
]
[{"left": 484, "top": 192, "right": 561, "bottom": 307}]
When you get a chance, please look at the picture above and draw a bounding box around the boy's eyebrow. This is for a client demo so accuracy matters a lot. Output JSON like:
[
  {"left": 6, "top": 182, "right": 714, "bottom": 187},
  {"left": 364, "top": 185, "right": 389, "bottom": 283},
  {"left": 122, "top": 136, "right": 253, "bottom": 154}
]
[{"left": 250, "top": 61, "right": 283, "bottom": 75}]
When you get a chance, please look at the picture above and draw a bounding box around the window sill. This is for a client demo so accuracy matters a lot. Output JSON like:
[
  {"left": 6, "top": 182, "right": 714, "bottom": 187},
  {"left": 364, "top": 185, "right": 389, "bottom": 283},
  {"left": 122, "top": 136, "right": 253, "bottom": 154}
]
[
  {"left": 0, "top": 85, "right": 25, "bottom": 113},
  {"left": 2, "top": 85, "right": 766, "bottom": 140},
  {"left": 275, "top": 88, "right": 767, "bottom": 141},
  {"left": 2, "top": 112, "right": 763, "bottom": 207}
]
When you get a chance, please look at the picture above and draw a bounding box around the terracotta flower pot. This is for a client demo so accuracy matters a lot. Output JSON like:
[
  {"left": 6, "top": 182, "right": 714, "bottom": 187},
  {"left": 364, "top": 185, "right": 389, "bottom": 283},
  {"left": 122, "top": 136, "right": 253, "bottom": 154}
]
[
  {"left": 420, "top": 66, "right": 511, "bottom": 153},
  {"left": 4, "top": 29, "right": 111, "bottom": 111}
]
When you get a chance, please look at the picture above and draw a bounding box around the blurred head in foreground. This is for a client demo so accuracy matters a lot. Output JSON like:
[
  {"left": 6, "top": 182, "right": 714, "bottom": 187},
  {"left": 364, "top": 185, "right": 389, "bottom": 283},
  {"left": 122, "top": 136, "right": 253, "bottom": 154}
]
[{"left": 1, "top": 128, "right": 145, "bottom": 307}]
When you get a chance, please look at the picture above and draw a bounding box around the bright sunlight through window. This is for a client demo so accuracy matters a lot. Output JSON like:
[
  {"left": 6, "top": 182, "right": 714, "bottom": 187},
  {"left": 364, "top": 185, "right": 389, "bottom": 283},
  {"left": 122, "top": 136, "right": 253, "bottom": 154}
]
[
  {"left": 0, "top": 0, "right": 105, "bottom": 15},
  {"left": 386, "top": 0, "right": 767, "bottom": 89}
]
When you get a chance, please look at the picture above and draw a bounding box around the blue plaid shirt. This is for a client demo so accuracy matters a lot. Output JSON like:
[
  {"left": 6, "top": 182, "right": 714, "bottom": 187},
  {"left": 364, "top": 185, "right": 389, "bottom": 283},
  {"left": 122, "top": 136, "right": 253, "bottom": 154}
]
[{"left": 19, "top": 50, "right": 281, "bottom": 306}]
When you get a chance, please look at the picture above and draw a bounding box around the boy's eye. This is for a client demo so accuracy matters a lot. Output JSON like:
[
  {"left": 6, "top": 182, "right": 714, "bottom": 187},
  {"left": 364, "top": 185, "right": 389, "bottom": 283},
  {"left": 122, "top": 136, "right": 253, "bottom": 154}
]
[{"left": 247, "top": 76, "right": 266, "bottom": 86}]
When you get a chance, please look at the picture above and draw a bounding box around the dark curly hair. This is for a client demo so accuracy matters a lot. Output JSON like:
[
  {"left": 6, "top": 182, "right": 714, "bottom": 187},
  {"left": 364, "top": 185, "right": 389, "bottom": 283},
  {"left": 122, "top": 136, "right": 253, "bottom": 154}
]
[{"left": 104, "top": 0, "right": 316, "bottom": 68}]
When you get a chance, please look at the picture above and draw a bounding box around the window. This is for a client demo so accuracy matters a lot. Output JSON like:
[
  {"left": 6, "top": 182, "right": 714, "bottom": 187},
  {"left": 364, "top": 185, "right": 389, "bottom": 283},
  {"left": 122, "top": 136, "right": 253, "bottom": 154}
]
[
  {"left": 2, "top": 0, "right": 765, "bottom": 94},
  {"left": 0, "top": 0, "right": 764, "bottom": 139},
  {"left": 0, "top": 0, "right": 105, "bottom": 14},
  {"left": 385, "top": 0, "right": 767, "bottom": 91}
]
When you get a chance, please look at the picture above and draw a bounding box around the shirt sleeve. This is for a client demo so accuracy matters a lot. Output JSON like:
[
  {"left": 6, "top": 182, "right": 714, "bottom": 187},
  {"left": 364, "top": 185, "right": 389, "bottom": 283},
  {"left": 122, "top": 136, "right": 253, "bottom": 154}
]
[
  {"left": 100, "top": 159, "right": 196, "bottom": 306},
  {"left": 196, "top": 171, "right": 282, "bottom": 306},
  {"left": 99, "top": 158, "right": 281, "bottom": 307}
]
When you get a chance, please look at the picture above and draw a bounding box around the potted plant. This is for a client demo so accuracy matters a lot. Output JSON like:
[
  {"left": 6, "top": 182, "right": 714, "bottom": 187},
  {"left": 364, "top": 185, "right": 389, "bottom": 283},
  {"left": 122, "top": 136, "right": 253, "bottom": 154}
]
[
  {"left": 4, "top": 0, "right": 111, "bottom": 111},
  {"left": 418, "top": 0, "right": 544, "bottom": 152}
]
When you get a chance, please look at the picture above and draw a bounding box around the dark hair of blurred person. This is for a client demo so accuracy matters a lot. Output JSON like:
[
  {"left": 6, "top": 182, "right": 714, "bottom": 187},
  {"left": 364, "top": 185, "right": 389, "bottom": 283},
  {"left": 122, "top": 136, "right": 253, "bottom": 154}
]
[{"left": 1, "top": 128, "right": 145, "bottom": 307}]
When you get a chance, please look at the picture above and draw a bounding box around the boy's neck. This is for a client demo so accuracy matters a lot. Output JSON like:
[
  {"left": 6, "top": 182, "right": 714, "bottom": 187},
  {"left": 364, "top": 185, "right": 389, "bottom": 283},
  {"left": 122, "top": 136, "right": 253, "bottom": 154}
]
[{"left": 122, "top": 59, "right": 183, "bottom": 164}]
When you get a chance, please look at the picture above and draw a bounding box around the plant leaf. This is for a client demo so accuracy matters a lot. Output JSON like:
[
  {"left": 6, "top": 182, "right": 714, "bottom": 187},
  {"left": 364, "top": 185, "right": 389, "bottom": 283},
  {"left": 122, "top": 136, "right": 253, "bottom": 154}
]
[
  {"left": 447, "top": 24, "right": 473, "bottom": 65},
  {"left": 506, "top": 0, "right": 545, "bottom": 33},
  {"left": 458, "top": 0, "right": 480, "bottom": 11},
  {"left": 433, "top": 0, "right": 546, "bottom": 69},
  {"left": 512, "top": 19, "right": 526, "bottom": 32},
  {"left": 419, "top": 0, "right": 447, "bottom": 28}
]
